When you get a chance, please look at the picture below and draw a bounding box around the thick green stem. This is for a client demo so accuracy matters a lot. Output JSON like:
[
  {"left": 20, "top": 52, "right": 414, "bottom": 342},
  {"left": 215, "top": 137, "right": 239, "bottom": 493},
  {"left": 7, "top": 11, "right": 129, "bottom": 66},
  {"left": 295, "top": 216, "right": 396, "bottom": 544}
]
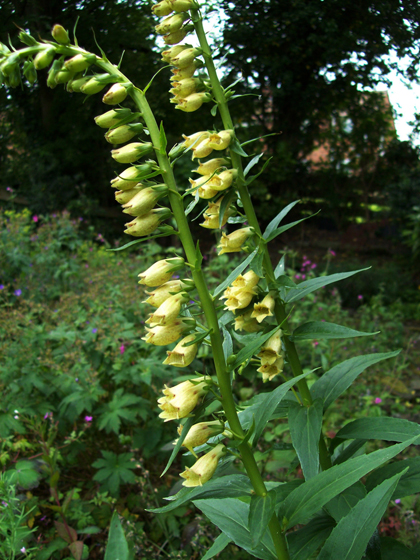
[{"left": 192, "top": 11, "right": 332, "bottom": 475}]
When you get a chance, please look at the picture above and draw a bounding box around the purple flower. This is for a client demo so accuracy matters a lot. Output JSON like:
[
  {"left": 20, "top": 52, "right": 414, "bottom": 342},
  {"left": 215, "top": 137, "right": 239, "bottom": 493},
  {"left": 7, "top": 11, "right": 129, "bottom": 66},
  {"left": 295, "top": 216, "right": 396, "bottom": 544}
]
[
  {"left": 92, "top": 328, "right": 98, "bottom": 334},
  {"left": 84, "top": 416, "right": 93, "bottom": 422},
  {"left": 358, "top": 295, "right": 363, "bottom": 300},
  {"left": 374, "top": 397, "right": 382, "bottom": 404},
  {"left": 0, "top": 285, "right": 4, "bottom": 290},
  {"left": 6, "top": 187, "right": 13, "bottom": 192},
  {"left": 395, "top": 499, "right": 401, "bottom": 504},
  {"left": 33, "top": 215, "right": 39, "bottom": 223},
  {"left": 329, "top": 249, "right": 336, "bottom": 257},
  {"left": 120, "top": 344, "right": 125, "bottom": 354},
  {"left": 14, "top": 289, "right": 22, "bottom": 297}
]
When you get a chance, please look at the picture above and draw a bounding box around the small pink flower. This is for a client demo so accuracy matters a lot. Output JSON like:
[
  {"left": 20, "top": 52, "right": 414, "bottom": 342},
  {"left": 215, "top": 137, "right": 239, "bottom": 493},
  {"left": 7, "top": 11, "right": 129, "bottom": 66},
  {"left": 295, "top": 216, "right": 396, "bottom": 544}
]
[
  {"left": 395, "top": 499, "right": 401, "bottom": 504},
  {"left": 313, "top": 341, "right": 319, "bottom": 347},
  {"left": 329, "top": 249, "right": 336, "bottom": 257},
  {"left": 374, "top": 398, "right": 382, "bottom": 404},
  {"left": 120, "top": 344, "right": 125, "bottom": 354},
  {"left": 33, "top": 215, "right": 39, "bottom": 222},
  {"left": 84, "top": 415, "right": 93, "bottom": 422},
  {"left": 358, "top": 295, "right": 363, "bottom": 300}
]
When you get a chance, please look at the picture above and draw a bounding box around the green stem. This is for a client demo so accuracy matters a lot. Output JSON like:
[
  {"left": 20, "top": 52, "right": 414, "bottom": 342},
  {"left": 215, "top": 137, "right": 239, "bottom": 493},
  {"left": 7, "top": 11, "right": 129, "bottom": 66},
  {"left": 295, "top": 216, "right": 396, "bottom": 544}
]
[{"left": 192, "top": 10, "right": 332, "bottom": 475}]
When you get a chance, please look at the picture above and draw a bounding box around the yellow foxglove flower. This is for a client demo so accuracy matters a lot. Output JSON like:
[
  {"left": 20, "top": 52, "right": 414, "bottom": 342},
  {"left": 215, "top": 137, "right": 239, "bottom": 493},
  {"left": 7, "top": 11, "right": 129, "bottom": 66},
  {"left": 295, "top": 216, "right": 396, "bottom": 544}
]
[
  {"left": 155, "top": 13, "right": 188, "bottom": 36},
  {"left": 257, "top": 331, "right": 283, "bottom": 364},
  {"left": 64, "top": 54, "right": 94, "bottom": 73},
  {"left": 223, "top": 290, "right": 254, "bottom": 312},
  {"left": 193, "top": 158, "right": 229, "bottom": 176},
  {"left": 33, "top": 47, "right": 55, "bottom": 70},
  {"left": 163, "top": 334, "right": 199, "bottom": 367},
  {"left": 152, "top": 0, "right": 173, "bottom": 16},
  {"left": 170, "top": 0, "right": 196, "bottom": 12},
  {"left": 192, "top": 138, "right": 214, "bottom": 159},
  {"left": 182, "top": 130, "right": 210, "bottom": 148},
  {"left": 158, "top": 376, "right": 210, "bottom": 421},
  {"left": 124, "top": 208, "right": 170, "bottom": 237},
  {"left": 252, "top": 292, "right": 276, "bottom": 323},
  {"left": 146, "top": 292, "right": 189, "bottom": 326},
  {"left": 208, "top": 169, "right": 237, "bottom": 191},
  {"left": 175, "top": 92, "right": 211, "bottom": 112},
  {"left": 161, "top": 45, "right": 187, "bottom": 63},
  {"left": 121, "top": 185, "right": 167, "bottom": 216},
  {"left": 171, "top": 62, "right": 201, "bottom": 80},
  {"left": 138, "top": 257, "right": 185, "bottom": 287},
  {"left": 200, "top": 198, "right": 232, "bottom": 229},
  {"left": 115, "top": 185, "right": 144, "bottom": 204},
  {"left": 232, "top": 270, "right": 260, "bottom": 291},
  {"left": 170, "top": 78, "right": 200, "bottom": 98},
  {"left": 206, "top": 130, "right": 233, "bottom": 151},
  {"left": 234, "top": 310, "right": 262, "bottom": 333},
  {"left": 80, "top": 76, "right": 107, "bottom": 95},
  {"left": 164, "top": 28, "right": 189, "bottom": 45},
  {"left": 95, "top": 108, "right": 136, "bottom": 129},
  {"left": 105, "top": 123, "right": 144, "bottom": 144},
  {"left": 198, "top": 184, "right": 220, "bottom": 199},
  {"left": 110, "top": 164, "right": 154, "bottom": 190},
  {"left": 102, "top": 83, "right": 128, "bottom": 105},
  {"left": 143, "top": 318, "right": 193, "bottom": 346},
  {"left": 177, "top": 420, "right": 224, "bottom": 455},
  {"left": 143, "top": 279, "right": 193, "bottom": 307},
  {"left": 111, "top": 142, "right": 153, "bottom": 164},
  {"left": 189, "top": 174, "right": 211, "bottom": 192},
  {"left": 180, "top": 444, "right": 226, "bottom": 487},
  {"left": 170, "top": 47, "right": 200, "bottom": 68},
  {"left": 218, "top": 227, "right": 253, "bottom": 255},
  {"left": 257, "top": 355, "right": 285, "bottom": 382}
]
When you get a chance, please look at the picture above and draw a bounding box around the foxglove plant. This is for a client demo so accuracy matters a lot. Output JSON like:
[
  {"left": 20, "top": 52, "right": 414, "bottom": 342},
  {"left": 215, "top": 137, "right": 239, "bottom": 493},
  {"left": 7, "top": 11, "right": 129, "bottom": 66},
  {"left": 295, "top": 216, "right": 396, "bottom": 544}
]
[{"left": 2, "top": 4, "right": 420, "bottom": 559}]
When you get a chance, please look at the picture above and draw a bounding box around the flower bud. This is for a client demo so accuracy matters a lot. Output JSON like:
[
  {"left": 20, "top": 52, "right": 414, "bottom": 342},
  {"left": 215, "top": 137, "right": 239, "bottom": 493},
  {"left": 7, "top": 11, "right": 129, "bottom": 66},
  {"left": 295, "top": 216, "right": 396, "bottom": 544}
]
[
  {"left": 111, "top": 142, "right": 153, "bottom": 164},
  {"left": 18, "top": 31, "right": 38, "bottom": 47},
  {"left": 170, "top": 77, "right": 201, "bottom": 98},
  {"left": 95, "top": 108, "right": 139, "bottom": 129},
  {"left": 234, "top": 310, "right": 262, "bottom": 333},
  {"left": 218, "top": 227, "right": 253, "bottom": 255},
  {"left": 193, "top": 158, "right": 229, "bottom": 176},
  {"left": 156, "top": 13, "right": 189, "bottom": 35},
  {"left": 251, "top": 292, "right": 276, "bottom": 323},
  {"left": 67, "top": 76, "right": 91, "bottom": 92},
  {"left": 232, "top": 270, "right": 260, "bottom": 290},
  {"left": 80, "top": 76, "right": 108, "bottom": 95},
  {"left": 46, "top": 60, "right": 62, "bottom": 89},
  {"left": 143, "top": 279, "right": 192, "bottom": 307},
  {"left": 177, "top": 420, "right": 224, "bottom": 455},
  {"left": 23, "top": 60, "right": 37, "bottom": 85},
  {"left": 122, "top": 185, "right": 167, "bottom": 216},
  {"left": 146, "top": 292, "right": 189, "bottom": 326},
  {"left": 52, "top": 25, "right": 70, "bottom": 44},
  {"left": 182, "top": 130, "right": 210, "bottom": 148},
  {"left": 152, "top": 0, "right": 174, "bottom": 16},
  {"left": 143, "top": 318, "right": 193, "bottom": 346},
  {"left": 189, "top": 174, "right": 211, "bottom": 192},
  {"left": 64, "top": 54, "right": 95, "bottom": 73},
  {"left": 180, "top": 444, "right": 226, "bottom": 487},
  {"left": 164, "top": 28, "right": 189, "bottom": 45},
  {"left": 207, "top": 130, "right": 234, "bottom": 151},
  {"left": 102, "top": 83, "right": 128, "bottom": 105},
  {"left": 34, "top": 47, "right": 55, "bottom": 70},
  {"left": 257, "top": 355, "right": 284, "bottom": 383},
  {"left": 115, "top": 185, "right": 143, "bottom": 204},
  {"left": 56, "top": 68, "right": 75, "bottom": 84},
  {"left": 170, "top": 0, "right": 196, "bottom": 12},
  {"left": 171, "top": 61, "right": 202, "bottom": 80},
  {"left": 175, "top": 92, "right": 211, "bottom": 112},
  {"left": 104, "top": 123, "right": 144, "bottom": 144},
  {"left": 200, "top": 198, "right": 233, "bottom": 229},
  {"left": 161, "top": 45, "right": 187, "bottom": 63},
  {"left": 208, "top": 169, "right": 237, "bottom": 191},
  {"left": 158, "top": 376, "right": 210, "bottom": 420},
  {"left": 110, "top": 163, "right": 155, "bottom": 190},
  {"left": 170, "top": 47, "right": 200, "bottom": 68},
  {"left": 138, "top": 257, "right": 185, "bottom": 287},
  {"left": 163, "top": 334, "right": 199, "bottom": 368},
  {"left": 124, "top": 208, "right": 171, "bottom": 237},
  {"left": 257, "top": 331, "right": 283, "bottom": 364}
]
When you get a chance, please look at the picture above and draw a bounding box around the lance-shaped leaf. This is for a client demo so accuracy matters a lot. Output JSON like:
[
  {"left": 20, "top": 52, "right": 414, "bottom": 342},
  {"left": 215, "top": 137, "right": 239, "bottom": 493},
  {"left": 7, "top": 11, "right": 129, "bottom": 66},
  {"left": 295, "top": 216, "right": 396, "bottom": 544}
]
[
  {"left": 284, "top": 268, "right": 369, "bottom": 303},
  {"left": 279, "top": 435, "right": 420, "bottom": 529},
  {"left": 316, "top": 470, "right": 406, "bottom": 560},
  {"left": 213, "top": 247, "right": 259, "bottom": 297},
  {"left": 286, "top": 513, "right": 335, "bottom": 560},
  {"left": 202, "top": 533, "right": 232, "bottom": 560},
  {"left": 324, "top": 481, "right": 367, "bottom": 522},
  {"left": 104, "top": 512, "right": 129, "bottom": 560},
  {"left": 161, "top": 414, "right": 196, "bottom": 477},
  {"left": 265, "top": 214, "right": 318, "bottom": 243},
  {"left": 380, "top": 537, "right": 419, "bottom": 560},
  {"left": 263, "top": 200, "right": 300, "bottom": 239},
  {"left": 249, "top": 491, "right": 277, "bottom": 548},
  {"left": 311, "top": 350, "right": 401, "bottom": 409},
  {"left": 288, "top": 398, "right": 323, "bottom": 480},
  {"left": 290, "top": 321, "right": 377, "bottom": 342},
  {"left": 365, "top": 456, "right": 420, "bottom": 499},
  {"left": 244, "top": 153, "right": 264, "bottom": 176},
  {"left": 193, "top": 498, "right": 277, "bottom": 560}
]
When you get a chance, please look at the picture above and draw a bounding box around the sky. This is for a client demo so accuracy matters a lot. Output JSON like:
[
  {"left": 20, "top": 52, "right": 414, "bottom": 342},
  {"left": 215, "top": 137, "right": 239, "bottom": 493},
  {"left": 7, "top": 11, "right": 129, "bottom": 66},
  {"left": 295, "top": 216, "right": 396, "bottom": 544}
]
[{"left": 385, "top": 69, "right": 420, "bottom": 145}]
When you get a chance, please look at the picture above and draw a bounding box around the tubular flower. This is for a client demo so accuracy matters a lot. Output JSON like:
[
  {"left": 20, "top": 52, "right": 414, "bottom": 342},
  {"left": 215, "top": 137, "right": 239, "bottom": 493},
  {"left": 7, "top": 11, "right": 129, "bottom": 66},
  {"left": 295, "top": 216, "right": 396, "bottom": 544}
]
[
  {"left": 52, "top": 25, "right": 70, "bottom": 44},
  {"left": 111, "top": 142, "right": 153, "bottom": 164},
  {"left": 182, "top": 130, "right": 210, "bottom": 148},
  {"left": 170, "top": 47, "right": 200, "bottom": 68},
  {"left": 221, "top": 271, "right": 259, "bottom": 313},
  {"left": 257, "top": 331, "right": 283, "bottom": 365},
  {"left": 143, "top": 318, "right": 194, "bottom": 346},
  {"left": 217, "top": 227, "right": 253, "bottom": 255},
  {"left": 152, "top": 0, "right": 173, "bottom": 16},
  {"left": 232, "top": 270, "right": 260, "bottom": 291},
  {"left": 193, "top": 158, "right": 229, "bottom": 176},
  {"left": 208, "top": 169, "right": 237, "bottom": 191},
  {"left": 180, "top": 444, "right": 226, "bottom": 487},
  {"left": 189, "top": 174, "right": 211, "bottom": 192},
  {"left": 206, "top": 130, "right": 233, "bottom": 151},
  {"left": 146, "top": 292, "right": 189, "bottom": 326},
  {"left": 138, "top": 257, "right": 185, "bottom": 287},
  {"left": 177, "top": 420, "right": 224, "bottom": 455},
  {"left": 198, "top": 184, "right": 220, "bottom": 199},
  {"left": 161, "top": 45, "right": 188, "bottom": 63},
  {"left": 222, "top": 289, "right": 255, "bottom": 312},
  {"left": 115, "top": 185, "right": 144, "bottom": 204},
  {"left": 110, "top": 163, "right": 154, "bottom": 190},
  {"left": 234, "top": 310, "right": 262, "bottom": 333},
  {"left": 171, "top": 61, "right": 201, "bottom": 80},
  {"left": 124, "top": 208, "right": 170, "bottom": 237},
  {"left": 105, "top": 123, "right": 144, "bottom": 144},
  {"left": 200, "top": 198, "right": 233, "bottom": 229},
  {"left": 163, "top": 334, "right": 199, "bottom": 367},
  {"left": 175, "top": 92, "right": 211, "bottom": 112},
  {"left": 121, "top": 185, "right": 167, "bottom": 216},
  {"left": 94, "top": 108, "right": 136, "bottom": 129},
  {"left": 170, "top": 0, "right": 196, "bottom": 11},
  {"left": 143, "top": 279, "right": 194, "bottom": 307},
  {"left": 251, "top": 292, "right": 276, "bottom": 323},
  {"left": 257, "top": 355, "right": 285, "bottom": 383},
  {"left": 155, "top": 13, "right": 189, "bottom": 36},
  {"left": 164, "top": 28, "right": 189, "bottom": 45},
  {"left": 102, "top": 83, "right": 128, "bottom": 105},
  {"left": 158, "top": 376, "right": 210, "bottom": 421},
  {"left": 170, "top": 78, "right": 201, "bottom": 98},
  {"left": 191, "top": 138, "right": 213, "bottom": 159},
  {"left": 64, "top": 54, "right": 94, "bottom": 73}
]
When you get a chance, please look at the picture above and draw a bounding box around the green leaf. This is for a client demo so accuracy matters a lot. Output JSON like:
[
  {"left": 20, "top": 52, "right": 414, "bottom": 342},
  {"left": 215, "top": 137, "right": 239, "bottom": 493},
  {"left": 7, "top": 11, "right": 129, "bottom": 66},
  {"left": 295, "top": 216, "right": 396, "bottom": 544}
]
[
  {"left": 333, "top": 439, "right": 366, "bottom": 465},
  {"left": 159, "top": 121, "right": 167, "bottom": 154},
  {"left": 230, "top": 137, "right": 249, "bottom": 157},
  {"left": 365, "top": 530, "right": 382, "bottom": 560},
  {"left": 249, "top": 491, "right": 277, "bottom": 548},
  {"left": 365, "top": 456, "right": 420, "bottom": 499},
  {"left": 201, "top": 533, "right": 231, "bottom": 560},
  {"left": 274, "top": 255, "right": 285, "bottom": 278},
  {"left": 108, "top": 228, "right": 176, "bottom": 251},
  {"left": 250, "top": 371, "right": 312, "bottom": 445},
  {"left": 104, "top": 512, "right": 129, "bottom": 560},
  {"left": 69, "top": 541, "right": 84, "bottom": 560},
  {"left": 219, "top": 190, "right": 236, "bottom": 229},
  {"left": 262, "top": 201, "right": 300, "bottom": 239},
  {"left": 324, "top": 481, "right": 367, "bottom": 522},
  {"left": 193, "top": 498, "right": 277, "bottom": 560},
  {"left": 222, "top": 327, "right": 233, "bottom": 362},
  {"left": 149, "top": 474, "right": 252, "bottom": 513},
  {"left": 288, "top": 398, "right": 323, "bottom": 480},
  {"left": 380, "top": 537, "right": 419, "bottom": 560},
  {"left": 228, "top": 325, "right": 282, "bottom": 372},
  {"left": 244, "top": 153, "right": 264, "bottom": 177},
  {"left": 265, "top": 214, "right": 319, "bottom": 243},
  {"left": 332, "top": 417, "right": 420, "bottom": 451},
  {"left": 284, "top": 269, "right": 369, "bottom": 303},
  {"left": 213, "top": 248, "right": 259, "bottom": 297},
  {"left": 246, "top": 156, "right": 273, "bottom": 185},
  {"left": 249, "top": 250, "right": 264, "bottom": 277},
  {"left": 161, "top": 414, "right": 196, "bottom": 477},
  {"left": 290, "top": 321, "right": 377, "bottom": 342},
  {"left": 279, "top": 435, "right": 420, "bottom": 529},
  {"left": 310, "top": 351, "right": 401, "bottom": 410},
  {"left": 210, "top": 104, "right": 218, "bottom": 116},
  {"left": 316, "top": 470, "right": 406, "bottom": 560},
  {"left": 286, "top": 514, "right": 335, "bottom": 560}
]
